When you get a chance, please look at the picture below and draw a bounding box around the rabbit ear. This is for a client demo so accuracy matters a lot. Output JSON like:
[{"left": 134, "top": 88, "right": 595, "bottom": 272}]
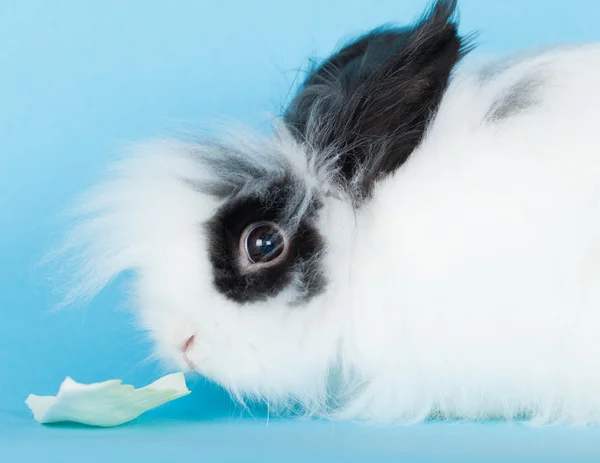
[{"left": 285, "top": 0, "right": 472, "bottom": 200}]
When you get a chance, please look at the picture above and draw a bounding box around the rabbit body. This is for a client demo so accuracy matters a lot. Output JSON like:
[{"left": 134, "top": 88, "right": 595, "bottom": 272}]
[{"left": 62, "top": 1, "right": 600, "bottom": 424}]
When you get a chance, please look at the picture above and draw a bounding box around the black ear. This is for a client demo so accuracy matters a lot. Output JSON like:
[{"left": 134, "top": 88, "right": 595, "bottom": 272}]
[{"left": 284, "top": 0, "right": 472, "bottom": 200}]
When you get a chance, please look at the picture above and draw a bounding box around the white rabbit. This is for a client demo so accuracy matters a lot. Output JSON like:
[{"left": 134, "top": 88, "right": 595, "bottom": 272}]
[{"left": 58, "top": 0, "right": 600, "bottom": 425}]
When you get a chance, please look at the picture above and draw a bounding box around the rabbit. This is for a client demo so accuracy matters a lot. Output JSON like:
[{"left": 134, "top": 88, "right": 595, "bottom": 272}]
[{"left": 56, "top": 0, "right": 600, "bottom": 425}]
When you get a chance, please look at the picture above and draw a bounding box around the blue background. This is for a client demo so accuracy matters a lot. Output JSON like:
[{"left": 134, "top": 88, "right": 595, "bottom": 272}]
[{"left": 2, "top": 0, "right": 600, "bottom": 461}]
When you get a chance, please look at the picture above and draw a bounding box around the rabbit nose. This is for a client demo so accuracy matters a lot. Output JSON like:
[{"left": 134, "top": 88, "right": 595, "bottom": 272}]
[
  {"left": 181, "top": 335, "right": 197, "bottom": 371},
  {"left": 181, "top": 335, "right": 195, "bottom": 353}
]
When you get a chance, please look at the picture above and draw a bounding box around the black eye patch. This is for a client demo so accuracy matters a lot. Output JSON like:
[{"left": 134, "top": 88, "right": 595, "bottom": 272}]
[{"left": 203, "top": 179, "right": 326, "bottom": 305}]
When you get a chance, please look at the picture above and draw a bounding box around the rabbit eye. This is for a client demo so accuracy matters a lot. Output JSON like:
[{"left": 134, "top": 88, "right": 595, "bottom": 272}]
[{"left": 242, "top": 222, "right": 287, "bottom": 265}]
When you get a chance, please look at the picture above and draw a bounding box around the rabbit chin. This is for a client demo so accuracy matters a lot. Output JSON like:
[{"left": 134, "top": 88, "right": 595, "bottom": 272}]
[{"left": 59, "top": 44, "right": 600, "bottom": 425}]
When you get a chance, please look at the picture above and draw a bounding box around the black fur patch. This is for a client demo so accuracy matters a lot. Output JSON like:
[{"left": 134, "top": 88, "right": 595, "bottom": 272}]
[
  {"left": 204, "top": 178, "right": 326, "bottom": 305},
  {"left": 284, "top": 0, "right": 472, "bottom": 200}
]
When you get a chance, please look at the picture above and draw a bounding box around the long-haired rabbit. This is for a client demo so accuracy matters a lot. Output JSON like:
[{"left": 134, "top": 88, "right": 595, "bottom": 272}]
[{"left": 58, "top": 0, "right": 600, "bottom": 425}]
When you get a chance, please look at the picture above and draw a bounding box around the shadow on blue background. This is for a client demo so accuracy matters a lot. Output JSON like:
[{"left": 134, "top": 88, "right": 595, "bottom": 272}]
[{"left": 2, "top": 0, "right": 600, "bottom": 460}]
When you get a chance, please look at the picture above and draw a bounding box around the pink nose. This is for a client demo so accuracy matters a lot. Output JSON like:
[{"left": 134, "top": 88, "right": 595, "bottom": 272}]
[
  {"left": 181, "top": 335, "right": 195, "bottom": 354},
  {"left": 181, "top": 335, "right": 197, "bottom": 370}
]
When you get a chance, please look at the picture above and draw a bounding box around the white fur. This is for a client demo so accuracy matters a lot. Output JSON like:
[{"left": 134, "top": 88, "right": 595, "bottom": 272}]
[{"left": 60, "top": 43, "right": 600, "bottom": 425}]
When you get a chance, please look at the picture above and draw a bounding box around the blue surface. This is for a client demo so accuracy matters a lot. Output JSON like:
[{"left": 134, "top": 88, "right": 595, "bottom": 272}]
[{"left": 3, "top": 0, "right": 600, "bottom": 460}]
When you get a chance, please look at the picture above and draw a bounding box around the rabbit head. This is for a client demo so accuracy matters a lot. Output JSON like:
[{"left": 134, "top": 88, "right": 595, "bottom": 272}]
[{"left": 61, "top": 0, "right": 468, "bottom": 412}]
